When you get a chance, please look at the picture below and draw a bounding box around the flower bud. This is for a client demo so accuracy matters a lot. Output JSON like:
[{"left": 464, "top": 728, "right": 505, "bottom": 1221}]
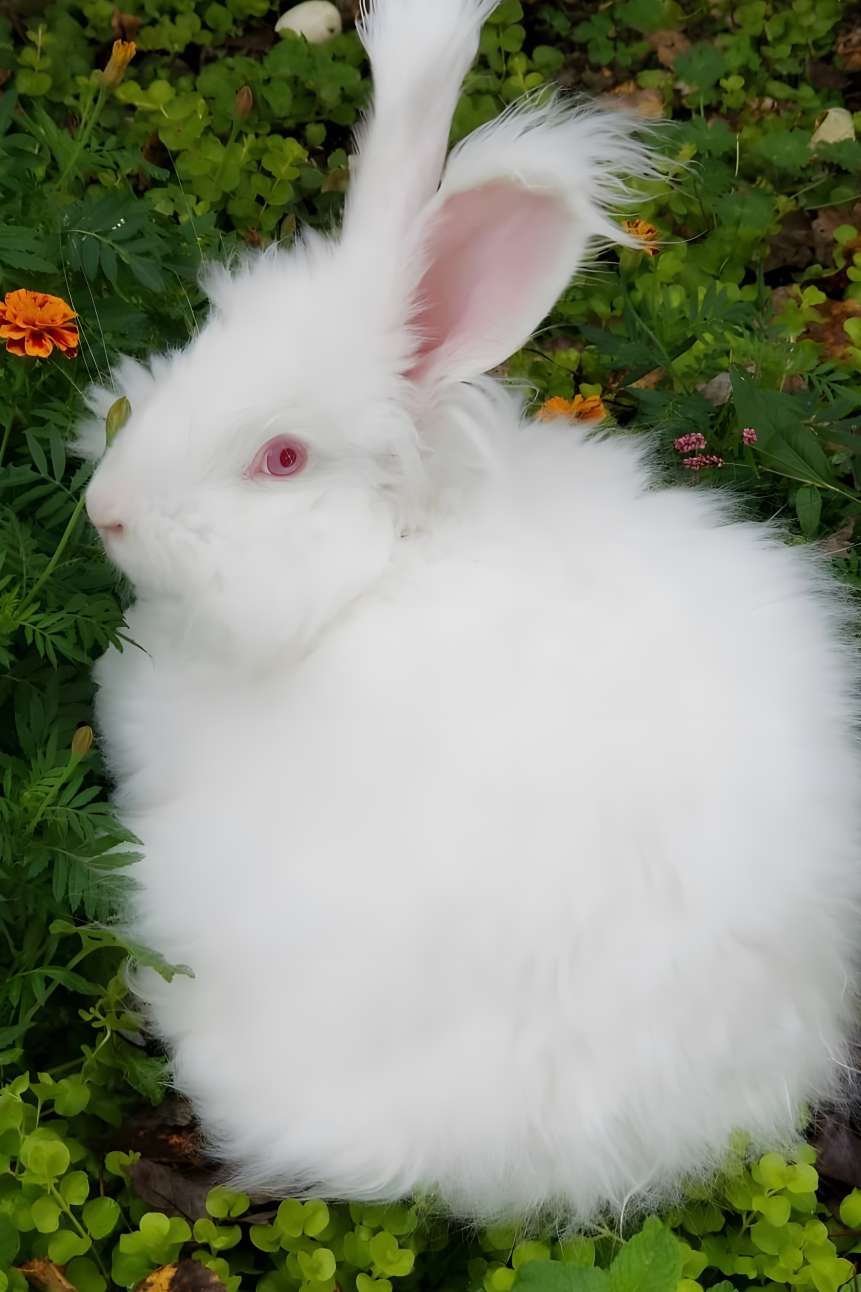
[
  {"left": 106, "top": 396, "right": 131, "bottom": 445},
  {"left": 234, "top": 85, "right": 254, "bottom": 120},
  {"left": 71, "top": 725, "right": 94, "bottom": 758},
  {"left": 102, "top": 39, "right": 136, "bottom": 89}
]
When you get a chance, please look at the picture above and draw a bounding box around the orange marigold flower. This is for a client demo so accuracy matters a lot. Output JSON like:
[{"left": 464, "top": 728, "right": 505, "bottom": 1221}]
[
  {"left": 102, "top": 39, "right": 137, "bottom": 88},
  {"left": 623, "top": 219, "right": 660, "bottom": 255},
  {"left": 537, "top": 394, "right": 607, "bottom": 423},
  {"left": 0, "top": 289, "right": 79, "bottom": 359}
]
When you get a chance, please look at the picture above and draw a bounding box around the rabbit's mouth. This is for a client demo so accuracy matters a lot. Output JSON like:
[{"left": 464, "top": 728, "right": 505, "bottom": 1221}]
[
  {"left": 97, "top": 509, "right": 214, "bottom": 600},
  {"left": 97, "top": 523, "right": 125, "bottom": 556}
]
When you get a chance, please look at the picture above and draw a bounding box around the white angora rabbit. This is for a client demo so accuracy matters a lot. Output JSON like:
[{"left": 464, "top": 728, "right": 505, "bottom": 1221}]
[{"left": 79, "top": 0, "right": 859, "bottom": 1222}]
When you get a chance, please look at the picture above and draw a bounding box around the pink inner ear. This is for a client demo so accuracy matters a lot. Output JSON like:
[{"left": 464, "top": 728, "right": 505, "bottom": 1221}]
[{"left": 407, "top": 180, "right": 572, "bottom": 382}]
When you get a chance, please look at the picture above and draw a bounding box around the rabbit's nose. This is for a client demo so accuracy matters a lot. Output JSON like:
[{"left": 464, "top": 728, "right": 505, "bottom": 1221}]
[{"left": 86, "top": 494, "right": 125, "bottom": 539}]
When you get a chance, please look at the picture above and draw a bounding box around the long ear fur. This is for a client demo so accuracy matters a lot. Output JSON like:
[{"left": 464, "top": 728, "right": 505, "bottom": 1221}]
[
  {"left": 405, "top": 96, "right": 659, "bottom": 385},
  {"left": 344, "top": 0, "right": 661, "bottom": 388},
  {"left": 438, "top": 95, "right": 653, "bottom": 252},
  {"left": 344, "top": 0, "right": 497, "bottom": 249}
]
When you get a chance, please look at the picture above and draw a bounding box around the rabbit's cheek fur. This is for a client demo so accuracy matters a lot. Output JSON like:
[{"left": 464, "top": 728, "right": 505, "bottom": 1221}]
[
  {"left": 104, "top": 481, "right": 400, "bottom": 662},
  {"left": 93, "top": 505, "right": 208, "bottom": 600}
]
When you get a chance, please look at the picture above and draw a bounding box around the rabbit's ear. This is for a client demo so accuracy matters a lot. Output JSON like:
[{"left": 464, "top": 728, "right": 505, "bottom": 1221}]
[
  {"left": 405, "top": 101, "right": 654, "bottom": 386},
  {"left": 344, "top": 0, "right": 498, "bottom": 255}
]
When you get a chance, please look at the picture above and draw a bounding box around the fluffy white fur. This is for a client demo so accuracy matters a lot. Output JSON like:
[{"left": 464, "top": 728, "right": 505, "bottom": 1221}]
[{"left": 81, "top": 0, "right": 861, "bottom": 1224}]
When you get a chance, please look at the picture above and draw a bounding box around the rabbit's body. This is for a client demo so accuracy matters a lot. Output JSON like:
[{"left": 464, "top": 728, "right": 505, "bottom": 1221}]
[
  {"left": 82, "top": 0, "right": 859, "bottom": 1223},
  {"left": 94, "top": 387, "right": 858, "bottom": 1217}
]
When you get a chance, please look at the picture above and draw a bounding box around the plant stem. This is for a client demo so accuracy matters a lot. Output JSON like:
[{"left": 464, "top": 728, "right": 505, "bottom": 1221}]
[
  {"left": 0, "top": 418, "right": 12, "bottom": 470},
  {"left": 57, "top": 82, "right": 107, "bottom": 191},
  {"left": 27, "top": 752, "right": 80, "bottom": 834},
  {"left": 732, "top": 460, "right": 860, "bottom": 505},
  {"left": 18, "top": 491, "right": 88, "bottom": 614},
  {"left": 20, "top": 945, "right": 98, "bottom": 1031},
  {"left": 212, "top": 117, "right": 239, "bottom": 194},
  {"left": 43, "top": 1058, "right": 83, "bottom": 1078},
  {"left": 51, "top": 1181, "right": 109, "bottom": 1278}
]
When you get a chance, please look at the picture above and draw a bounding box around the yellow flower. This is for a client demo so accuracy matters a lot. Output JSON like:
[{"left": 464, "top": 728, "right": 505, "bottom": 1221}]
[
  {"left": 0, "top": 289, "right": 78, "bottom": 359},
  {"left": 623, "top": 219, "right": 660, "bottom": 255},
  {"left": 537, "top": 394, "right": 607, "bottom": 424},
  {"left": 101, "top": 40, "right": 136, "bottom": 89}
]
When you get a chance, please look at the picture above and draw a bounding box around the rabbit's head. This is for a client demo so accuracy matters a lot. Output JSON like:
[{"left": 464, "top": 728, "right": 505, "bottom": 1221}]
[{"left": 80, "top": 0, "right": 653, "bottom": 663}]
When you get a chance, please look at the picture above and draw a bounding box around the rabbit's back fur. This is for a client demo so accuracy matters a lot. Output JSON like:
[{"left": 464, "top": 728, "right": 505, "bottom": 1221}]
[{"left": 96, "top": 384, "right": 859, "bottom": 1219}]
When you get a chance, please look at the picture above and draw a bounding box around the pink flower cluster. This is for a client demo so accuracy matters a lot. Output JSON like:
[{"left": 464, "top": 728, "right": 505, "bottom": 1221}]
[
  {"left": 682, "top": 454, "right": 724, "bottom": 471},
  {"left": 742, "top": 426, "right": 758, "bottom": 446},
  {"left": 674, "top": 432, "right": 707, "bottom": 454}
]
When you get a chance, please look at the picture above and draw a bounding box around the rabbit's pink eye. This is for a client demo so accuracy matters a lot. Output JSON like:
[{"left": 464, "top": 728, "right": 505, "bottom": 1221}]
[{"left": 250, "top": 435, "right": 308, "bottom": 479}]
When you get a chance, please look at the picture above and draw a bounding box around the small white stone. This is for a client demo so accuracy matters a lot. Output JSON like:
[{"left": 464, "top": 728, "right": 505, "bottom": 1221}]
[
  {"left": 810, "top": 108, "right": 856, "bottom": 148},
  {"left": 275, "top": 0, "right": 343, "bottom": 43}
]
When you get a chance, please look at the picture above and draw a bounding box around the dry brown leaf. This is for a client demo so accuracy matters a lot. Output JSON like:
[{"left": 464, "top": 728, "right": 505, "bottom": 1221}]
[
  {"left": 223, "top": 23, "right": 277, "bottom": 55},
  {"left": 806, "top": 298, "right": 861, "bottom": 362},
  {"left": 811, "top": 203, "right": 861, "bottom": 263},
  {"left": 130, "top": 1157, "right": 218, "bottom": 1222},
  {"left": 629, "top": 367, "right": 666, "bottom": 390},
  {"left": 141, "top": 132, "right": 166, "bottom": 167},
  {"left": 770, "top": 285, "right": 797, "bottom": 316},
  {"left": 136, "top": 1260, "right": 227, "bottom": 1292},
  {"left": 137, "top": 1268, "right": 178, "bottom": 1292},
  {"left": 820, "top": 517, "right": 857, "bottom": 555},
  {"left": 605, "top": 82, "right": 664, "bottom": 119},
  {"left": 111, "top": 8, "right": 142, "bottom": 40},
  {"left": 647, "top": 29, "right": 690, "bottom": 68},
  {"left": 764, "top": 210, "right": 816, "bottom": 273},
  {"left": 19, "top": 1261, "right": 76, "bottom": 1292},
  {"left": 811, "top": 1112, "right": 861, "bottom": 1188},
  {"left": 837, "top": 26, "right": 861, "bottom": 70},
  {"left": 807, "top": 58, "right": 847, "bottom": 91},
  {"left": 108, "top": 1094, "right": 208, "bottom": 1168},
  {"left": 322, "top": 166, "right": 349, "bottom": 192}
]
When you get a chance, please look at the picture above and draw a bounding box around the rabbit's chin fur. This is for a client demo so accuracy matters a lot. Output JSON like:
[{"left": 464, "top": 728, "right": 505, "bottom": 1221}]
[
  {"left": 95, "top": 377, "right": 860, "bottom": 1224},
  {"left": 83, "top": 0, "right": 861, "bottom": 1227}
]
